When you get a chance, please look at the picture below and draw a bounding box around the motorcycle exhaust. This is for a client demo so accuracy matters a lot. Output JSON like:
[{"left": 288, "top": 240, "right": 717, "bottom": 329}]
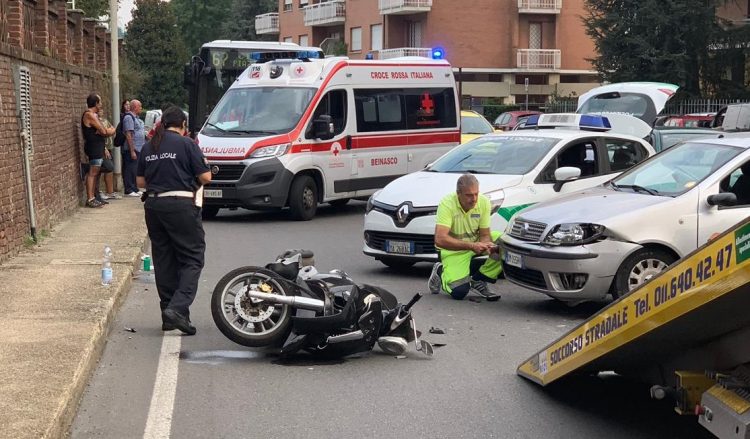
[{"left": 246, "top": 290, "right": 324, "bottom": 312}]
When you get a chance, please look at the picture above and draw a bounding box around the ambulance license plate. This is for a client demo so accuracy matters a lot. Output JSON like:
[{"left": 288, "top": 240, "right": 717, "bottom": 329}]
[
  {"left": 204, "top": 189, "right": 223, "bottom": 198},
  {"left": 504, "top": 250, "right": 524, "bottom": 268},
  {"left": 385, "top": 240, "right": 414, "bottom": 255}
]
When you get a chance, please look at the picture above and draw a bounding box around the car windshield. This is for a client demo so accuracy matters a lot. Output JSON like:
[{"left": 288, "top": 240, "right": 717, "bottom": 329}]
[
  {"left": 613, "top": 141, "right": 742, "bottom": 195},
  {"left": 461, "top": 115, "right": 494, "bottom": 134},
  {"left": 203, "top": 87, "right": 316, "bottom": 136},
  {"left": 429, "top": 135, "right": 559, "bottom": 175}
]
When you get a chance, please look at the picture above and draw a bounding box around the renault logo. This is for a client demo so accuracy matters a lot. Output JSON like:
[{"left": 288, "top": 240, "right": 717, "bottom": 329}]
[
  {"left": 396, "top": 203, "right": 410, "bottom": 224},
  {"left": 211, "top": 165, "right": 220, "bottom": 175}
]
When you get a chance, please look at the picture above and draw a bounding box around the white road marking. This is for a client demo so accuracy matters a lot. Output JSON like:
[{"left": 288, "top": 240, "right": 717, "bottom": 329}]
[{"left": 143, "top": 334, "right": 182, "bottom": 439}]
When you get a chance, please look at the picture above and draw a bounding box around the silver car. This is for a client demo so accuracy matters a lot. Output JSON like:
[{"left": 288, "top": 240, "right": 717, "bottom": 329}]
[{"left": 500, "top": 135, "right": 750, "bottom": 303}]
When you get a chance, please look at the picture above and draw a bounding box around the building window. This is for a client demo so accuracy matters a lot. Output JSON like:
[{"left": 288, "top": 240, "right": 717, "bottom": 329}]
[
  {"left": 283, "top": 36, "right": 293, "bottom": 43},
  {"left": 350, "top": 27, "right": 362, "bottom": 52},
  {"left": 299, "top": 0, "right": 308, "bottom": 7},
  {"left": 283, "top": 0, "right": 292, "bottom": 12},
  {"left": 370, "top": 24, "right": 383, "bottom": 51},
  {"left": 299, "top": 35, "right": 309, "bottom": 46}
]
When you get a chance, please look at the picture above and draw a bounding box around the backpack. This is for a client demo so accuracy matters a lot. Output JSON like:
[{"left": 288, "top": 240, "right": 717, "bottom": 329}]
[{"left": 113, "top": 113, "right": 134, "bottom": 148}]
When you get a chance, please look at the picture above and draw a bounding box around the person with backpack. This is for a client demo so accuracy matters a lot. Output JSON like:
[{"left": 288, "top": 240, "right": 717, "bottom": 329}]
[{"left": 121, "top": 99, "right": 146, "bottom": 196}]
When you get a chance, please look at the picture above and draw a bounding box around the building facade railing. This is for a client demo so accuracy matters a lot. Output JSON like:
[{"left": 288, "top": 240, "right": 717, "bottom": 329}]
[
  {"left": 517, "top": 49, "right": 561, "bottom": 70},
  {"left": 517, "top": 0, "right": 562, "bottom": 13},
  {"left": 378, "top": 0, "right": 432, "bottom": 15},
  {"left": 303, "top": 0, "right": 346, "bottom": 27},
  {"left": 255, "top": 12, "right": 279, "bottom": 34},
  {"left": 377, "top": 47, "right": 432, "bottom": 59}
]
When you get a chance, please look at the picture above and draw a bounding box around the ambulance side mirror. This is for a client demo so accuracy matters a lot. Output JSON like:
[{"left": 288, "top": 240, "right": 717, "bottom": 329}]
[{"left": 313, "top": 115, "right": 334, "bottom": 140}]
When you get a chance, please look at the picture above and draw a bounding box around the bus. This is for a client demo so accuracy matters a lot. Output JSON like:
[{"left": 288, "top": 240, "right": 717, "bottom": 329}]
[{"left": 183, "top": 40, "right": 324, "bottom": 136}]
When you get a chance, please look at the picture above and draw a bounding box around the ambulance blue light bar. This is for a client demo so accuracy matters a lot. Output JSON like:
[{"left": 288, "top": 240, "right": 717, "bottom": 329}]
[
  {"left": 431, "top": 47, "right": 445, "bottom": 59},
  {"left": 526, "top": 113, "right": 612, "bottom": 131},
  {"left": 250, "top": 50, "right": 324, "bottom": 62}
]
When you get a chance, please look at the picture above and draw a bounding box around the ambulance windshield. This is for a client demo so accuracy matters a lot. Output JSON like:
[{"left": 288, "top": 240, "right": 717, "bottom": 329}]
[
  {"left": 429, "top": 136, "right": 559, "bottom": 175},
  {"left": 203, "top": 87, "right": 316, "bottom": 136}
]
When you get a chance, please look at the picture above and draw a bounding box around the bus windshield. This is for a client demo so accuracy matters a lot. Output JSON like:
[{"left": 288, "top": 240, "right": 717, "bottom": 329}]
[{"left": 203, "top": 87, "right": 317, "bottom": 136}]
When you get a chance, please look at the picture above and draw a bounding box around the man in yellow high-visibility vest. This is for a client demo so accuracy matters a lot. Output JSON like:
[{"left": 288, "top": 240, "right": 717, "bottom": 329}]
[{"left": 427, "top": 173, "right": 502, "bottom": 300}]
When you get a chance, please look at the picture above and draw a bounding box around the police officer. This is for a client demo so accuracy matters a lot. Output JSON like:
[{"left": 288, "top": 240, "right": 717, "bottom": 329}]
[
  {"left": 136, "top": 106, "right": 211, "bottom": 335},
  {"left": 427, "top": 174, "right": 502, "bottom": 301}
]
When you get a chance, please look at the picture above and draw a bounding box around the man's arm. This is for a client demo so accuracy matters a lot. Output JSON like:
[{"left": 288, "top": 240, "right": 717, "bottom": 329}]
[
  {"left": 84, "top": 112, "right": 115, "bottom": 137},
  {"left": 136, "top": 176, "right": 146, "bottom": 189},
  {"left": 435, "top": 225, "right": 493, "bottom": 254},
  {"left": 123, "top": 115, "right": 137, "bottom": 159},
  {"left": 197, "top": 171, "right": 211, "bottom": 185}
]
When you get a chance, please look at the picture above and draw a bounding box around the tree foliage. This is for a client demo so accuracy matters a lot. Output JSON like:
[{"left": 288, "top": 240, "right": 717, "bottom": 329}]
[
  {"left": 76, "top": 0, "right": 112, "bottom": 18},
  {"left": 124, "top": 0, "right": 187, "bottom": 108},
  {"left": 171, "top": 0, "right": 233, "bottom": 56},
  {"left": 222, "top": 0, "right": 278, "bottom": 42},
  {"left": 582, "top": 0, "right": 749, "bottom": 98}
]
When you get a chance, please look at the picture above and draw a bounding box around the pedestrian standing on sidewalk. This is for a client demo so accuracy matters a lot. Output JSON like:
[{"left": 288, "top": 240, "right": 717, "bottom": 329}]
[
  {"left": 95, "top": 115, "right": 121, "bottom": 203},
  {"left": 123, "top": 99, "right": 146, "bottom": 197},
  {"left": 136, "top": 106, "right": 211, "bottom": 335},
  {"left": 81, "top": 93, "right": 115, "bottom": 208}
]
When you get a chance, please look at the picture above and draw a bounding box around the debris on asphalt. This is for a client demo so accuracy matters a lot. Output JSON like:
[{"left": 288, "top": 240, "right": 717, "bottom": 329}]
[
  {"left": 124, "top": 327, "right": 136, "bottom": 333},
  {"left": 432, "top": 343, "right": 447, "bottom": 348},
  {"left": 395, "top": 355, "right": 406, "bottom": 359},
  {"left": 429, "top": 327, "right": 445, "bottom": 334},
  {"left": 468, "top": 296, "right": 482, "bottom": 303}
]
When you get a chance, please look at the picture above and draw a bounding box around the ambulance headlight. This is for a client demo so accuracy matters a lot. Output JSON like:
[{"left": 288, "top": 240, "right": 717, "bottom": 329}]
[
  {"left": 543, "top": 223, "right": 606, "bottom": 246},
  {"left": 250, "top": 143, "right": 291, "bottom": 158},
  {"left": 485, "top": 189, "right": 505, "bottom": 214}
]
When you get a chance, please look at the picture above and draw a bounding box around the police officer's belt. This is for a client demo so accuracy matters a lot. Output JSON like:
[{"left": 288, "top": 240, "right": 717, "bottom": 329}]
[{"left": 148, "top": 191, "right": 194, "bottom": 198}]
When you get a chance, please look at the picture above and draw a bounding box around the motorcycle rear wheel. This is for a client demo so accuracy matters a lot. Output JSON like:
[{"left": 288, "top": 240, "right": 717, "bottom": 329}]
[{"left": 211, "top": 266, "right": 296, "bottom": 348}]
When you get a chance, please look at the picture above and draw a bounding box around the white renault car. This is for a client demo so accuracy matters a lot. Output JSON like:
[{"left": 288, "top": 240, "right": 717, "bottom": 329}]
[{"left": 499, "top": 134, "right": 750, "bottom": 303}]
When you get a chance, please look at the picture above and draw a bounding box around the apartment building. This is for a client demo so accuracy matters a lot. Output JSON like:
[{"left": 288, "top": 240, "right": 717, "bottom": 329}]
[
  {"left": 255, "top": 1, "right": 750, "bottom": 109},
  {"left": 255, "top": 0, "right": 602, "bottom": 108}
]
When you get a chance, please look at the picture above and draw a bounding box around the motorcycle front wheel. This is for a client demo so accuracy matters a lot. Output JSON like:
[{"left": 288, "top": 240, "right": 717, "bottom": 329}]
[{"left": 211, "top": 266, "right": 296, "bottom": 348}]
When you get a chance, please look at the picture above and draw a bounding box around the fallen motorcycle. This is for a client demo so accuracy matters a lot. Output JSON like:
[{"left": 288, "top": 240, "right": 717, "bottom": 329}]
[{"left": 210, "top": 249, "right": 434, "bottom": 358}]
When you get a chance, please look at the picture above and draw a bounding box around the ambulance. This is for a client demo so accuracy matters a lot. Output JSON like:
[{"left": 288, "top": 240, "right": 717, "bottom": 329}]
[{"left": 196, "top": 51, "right": 460, "bottom": 220}]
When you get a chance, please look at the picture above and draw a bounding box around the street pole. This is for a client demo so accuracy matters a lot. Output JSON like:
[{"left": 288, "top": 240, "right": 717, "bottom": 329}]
[
  {"left": 110, "top": 0, "right": 121, "bottom": 181},
  {"left": 524, "top": 77, "right": 529, "bottom": 111}
]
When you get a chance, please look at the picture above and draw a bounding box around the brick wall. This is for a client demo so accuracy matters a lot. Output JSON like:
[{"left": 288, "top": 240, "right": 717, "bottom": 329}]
[{"left": 0, "top": 2, "right": 111, "bottom": 262}]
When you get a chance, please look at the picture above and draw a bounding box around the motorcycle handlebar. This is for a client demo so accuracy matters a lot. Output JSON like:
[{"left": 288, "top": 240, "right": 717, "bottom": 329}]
[{"left": 402, "top": 293, "right": 422, "bottom": 313}]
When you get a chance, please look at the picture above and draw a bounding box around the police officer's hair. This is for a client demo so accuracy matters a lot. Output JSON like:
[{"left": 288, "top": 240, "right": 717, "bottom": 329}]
[
  {"left": 456, "top": 174, "right": 478, "bottom": 194},
  {"left": 150, "top": 106, "right": 187, "bottom": 152},
  {"left": 86, "top": 93, "right": 100, "bottom": 108}
]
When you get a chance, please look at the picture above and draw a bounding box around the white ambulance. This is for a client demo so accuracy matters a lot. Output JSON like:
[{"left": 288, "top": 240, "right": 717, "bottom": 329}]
[{"left": 196, "top": 52, "right": 460, "bottom": 220}]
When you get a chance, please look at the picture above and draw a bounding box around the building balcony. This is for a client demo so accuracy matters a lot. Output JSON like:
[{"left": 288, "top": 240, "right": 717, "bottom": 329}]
[
  {"left": 255, "top": 13, "right": 279, "bottom": 35},
  {"left": 379, "top": 0, "right": 432, "bottom": 15},
  {"left": 518, "top": 0, "right": 562, "bottom": 14},
  {"left": 303, "top": 1, "right": 346, "bottom": 27},
  {"left": 378, "top": 47, "right": 432, "bottom": 59},
  {"left": 517, "top": 49, "right": 561, "bottom": 70}
]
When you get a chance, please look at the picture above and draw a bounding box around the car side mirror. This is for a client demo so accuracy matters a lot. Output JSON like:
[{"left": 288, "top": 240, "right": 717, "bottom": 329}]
[
  {"left": 553, "top": 166, "right": 582, "bottom": 192},
  {"left": 707, "top": 192, "right": 737, "bottom": 207},
  {"left": 313, "top": 115, "right": 334, "bottom": 140}
]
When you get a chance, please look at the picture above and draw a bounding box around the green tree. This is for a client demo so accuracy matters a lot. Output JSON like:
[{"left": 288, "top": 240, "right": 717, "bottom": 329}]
[
  {"left": 171, "top": 0, "right": 233, "bottom": 56},
  {"left": 76, "top": 0, "right": 115, "bottom": 18},
  {"left": 222, "top": 0, "right": 277, "bottom": 41},
  {"left": 119, "top": 53, "right": 145, "bottom": 104},
  {"left": 582, "top": 0, "right": 747, "bottom": 97},
  {"left": 124, "top": 0, "right": 187, "bottom": 108}
]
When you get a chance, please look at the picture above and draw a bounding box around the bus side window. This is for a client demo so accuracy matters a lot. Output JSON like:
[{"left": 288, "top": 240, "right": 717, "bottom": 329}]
[{"left": 307, "top": 89, "right": 347, "bottom": 139}]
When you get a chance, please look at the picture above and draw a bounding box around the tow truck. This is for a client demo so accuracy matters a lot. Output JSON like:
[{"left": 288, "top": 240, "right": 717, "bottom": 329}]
[{"left": 517, "top": 218, "right": 750, "bottom": 438}]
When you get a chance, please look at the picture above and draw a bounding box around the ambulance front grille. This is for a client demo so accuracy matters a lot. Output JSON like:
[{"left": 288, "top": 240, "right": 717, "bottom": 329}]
[{"left": 211, "top": 164, "right": 246, "bottom": 181}]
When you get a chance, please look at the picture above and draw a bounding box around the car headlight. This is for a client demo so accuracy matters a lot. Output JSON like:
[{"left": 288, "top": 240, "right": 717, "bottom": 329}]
[
  {"left": 485, "top": 189, "right": 505, "bottom": 214},
  {"left": 250, "top": 143, "right": 291, "bottom": 158},
  {"left": 543, "top": 223, "right": 606, "bottom": 246},
  {"left": 365, "top": 190, "right": 382, "bottom": 214}
]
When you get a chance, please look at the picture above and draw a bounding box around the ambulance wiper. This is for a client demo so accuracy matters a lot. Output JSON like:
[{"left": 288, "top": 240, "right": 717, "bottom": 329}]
[
  {"left": 464, "top": 169, "right": 491, "bottom": 174},
  {"left": 205, "top": 122, "right": 233, "bottom": 134},
  {"left": 614, "top": 184, "right": 659, "bottom": 196},
  {"left": 226, "top": 129, "right": 279, "bottom": 136}
]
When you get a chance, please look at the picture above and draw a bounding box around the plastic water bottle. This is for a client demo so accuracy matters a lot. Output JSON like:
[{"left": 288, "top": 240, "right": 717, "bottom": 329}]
[{"left": 101, "top": 245, "right": 113, "bottom": 287}]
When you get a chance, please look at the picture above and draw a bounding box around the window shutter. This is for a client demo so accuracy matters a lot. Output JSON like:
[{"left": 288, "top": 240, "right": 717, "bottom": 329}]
[{"left": 14, "top": 66, "right": 33, "bottom": 154}]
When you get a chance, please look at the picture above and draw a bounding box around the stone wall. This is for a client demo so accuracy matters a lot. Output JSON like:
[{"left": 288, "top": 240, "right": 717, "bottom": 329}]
[{"left": 0, "top": 0, "right": 111, "bottom": 262}]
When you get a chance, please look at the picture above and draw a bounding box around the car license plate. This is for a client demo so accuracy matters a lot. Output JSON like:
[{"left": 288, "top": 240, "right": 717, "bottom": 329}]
[
  {"left": 385, "top": 240, "right": 415, "bottom": 255},
  {"left": 204, "top": 189, "right": 223, "bottom": 198},
  {"left": 504, "top": 250, "right": 524, "bottom": 268}
]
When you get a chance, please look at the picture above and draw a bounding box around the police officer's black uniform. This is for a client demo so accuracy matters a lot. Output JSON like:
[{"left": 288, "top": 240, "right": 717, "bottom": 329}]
[{"left": 137, "top": 130, "right": 209, "bottom": 335}]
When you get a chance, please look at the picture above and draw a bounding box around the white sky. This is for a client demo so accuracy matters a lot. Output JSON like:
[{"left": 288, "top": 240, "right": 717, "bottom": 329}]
[{"left": 118, "top": 0, "right": 136, "bottom": 27}]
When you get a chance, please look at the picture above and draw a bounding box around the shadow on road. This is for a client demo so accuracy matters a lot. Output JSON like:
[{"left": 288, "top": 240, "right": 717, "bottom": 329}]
[{"left": 205, "top": 202, "right": 367, "bottom": 224}]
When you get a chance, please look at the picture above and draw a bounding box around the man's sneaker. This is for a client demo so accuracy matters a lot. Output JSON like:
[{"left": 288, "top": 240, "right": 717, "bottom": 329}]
[
  {"left": 428, "top": 262, "right": 443, "bottom": 294},
  {"left": 104, "top": 192, "right": 122, "bottom": 200},
  {"left": 470, "top": 280, "right": 500, "bottom": 301},
  {"left": 127, "top": 191, "right": 141, "bottom": 197}
]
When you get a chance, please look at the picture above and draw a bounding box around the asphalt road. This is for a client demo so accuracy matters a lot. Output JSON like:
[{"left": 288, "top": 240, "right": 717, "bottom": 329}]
[{"left": 71, "top": 202, "right": 711, "bottom": 438}]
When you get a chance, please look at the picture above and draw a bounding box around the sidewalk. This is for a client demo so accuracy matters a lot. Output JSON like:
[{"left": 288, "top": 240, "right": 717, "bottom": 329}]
[{"left": 0, "top": 196, "right": 148, "bottom": 439}]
